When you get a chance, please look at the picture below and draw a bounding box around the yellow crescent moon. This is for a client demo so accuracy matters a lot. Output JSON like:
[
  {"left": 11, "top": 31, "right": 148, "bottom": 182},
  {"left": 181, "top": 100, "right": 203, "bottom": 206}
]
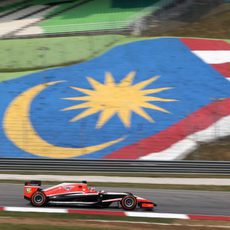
[{"left": 3, "top": 81, "right": 125, "bottom": 158}]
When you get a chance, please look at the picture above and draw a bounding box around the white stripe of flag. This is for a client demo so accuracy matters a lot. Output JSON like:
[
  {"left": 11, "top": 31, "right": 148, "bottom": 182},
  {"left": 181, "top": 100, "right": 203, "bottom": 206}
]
[{"left": 192, "top": 51, "right": 230, "bottom": 64}]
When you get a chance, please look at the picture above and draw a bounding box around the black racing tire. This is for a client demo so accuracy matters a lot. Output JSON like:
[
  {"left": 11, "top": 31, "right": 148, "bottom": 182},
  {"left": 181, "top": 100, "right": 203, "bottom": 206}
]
[
  {"left": 120, "top": 195, "right": 137, "bottom": 211},
  {"left": 30, "top": 191, "right": 47, "bottom": 207}
]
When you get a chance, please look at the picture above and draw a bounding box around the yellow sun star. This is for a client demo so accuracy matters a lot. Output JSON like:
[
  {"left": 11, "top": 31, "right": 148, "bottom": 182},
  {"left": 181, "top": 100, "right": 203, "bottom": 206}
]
[{"left": 62, "top": 71, "right": 176, "bottom": 128}]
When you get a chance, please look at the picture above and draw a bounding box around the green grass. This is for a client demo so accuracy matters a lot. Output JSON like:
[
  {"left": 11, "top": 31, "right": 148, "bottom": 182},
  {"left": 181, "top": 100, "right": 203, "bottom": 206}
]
[
  {"left": 0, "top": 217, "right": 168, "bottom": 230},
  {"left": 0, "top": 35, "right": 146, "bottom": 82},
  {"left": 43, "top": 1, "right": 81, "bottom": 18},
  {"left": 39, "top": 0, "right": 160, "bottom": 32},
  {"left": 0, "top": 70, "right": 42, "bottom": 81},
  {"left": 0, "top": 35, "right": 125, "bottom": 73},
  {"left": 0, "top": 211, "right": 173, "bottom": 224}
]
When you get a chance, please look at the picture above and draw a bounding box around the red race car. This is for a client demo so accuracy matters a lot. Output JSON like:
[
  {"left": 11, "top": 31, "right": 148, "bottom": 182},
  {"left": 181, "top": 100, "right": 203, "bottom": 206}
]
[{"left": 24, "top": 181, "right": 156, "bottom": 211}]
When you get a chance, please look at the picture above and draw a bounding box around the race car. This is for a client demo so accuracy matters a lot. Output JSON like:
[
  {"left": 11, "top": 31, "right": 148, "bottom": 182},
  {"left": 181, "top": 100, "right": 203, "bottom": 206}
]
[{"left": 24, "top": 181, "right": 156, "bottom": 211}]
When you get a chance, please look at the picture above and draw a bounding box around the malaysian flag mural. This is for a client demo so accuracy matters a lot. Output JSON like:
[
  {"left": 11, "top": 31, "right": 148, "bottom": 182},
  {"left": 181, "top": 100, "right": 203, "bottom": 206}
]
[{"left": 0, "top": 37, "right": 229, "bottom": 159}]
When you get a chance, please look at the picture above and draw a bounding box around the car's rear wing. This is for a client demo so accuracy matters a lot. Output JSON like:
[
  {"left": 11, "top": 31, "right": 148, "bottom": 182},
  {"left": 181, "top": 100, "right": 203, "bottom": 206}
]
[{"left": 24, "top": 181, "right": 42, "bottom": 199}]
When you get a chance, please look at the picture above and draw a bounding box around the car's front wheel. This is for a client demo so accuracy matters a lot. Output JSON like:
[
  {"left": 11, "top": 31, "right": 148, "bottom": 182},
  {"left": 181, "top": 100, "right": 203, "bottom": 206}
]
[
  {"left": 120, "top": 195, "right": 137, "bottom": 210},
  {"left": 31, "top": 191, "right": 47, "bottom": 207}
]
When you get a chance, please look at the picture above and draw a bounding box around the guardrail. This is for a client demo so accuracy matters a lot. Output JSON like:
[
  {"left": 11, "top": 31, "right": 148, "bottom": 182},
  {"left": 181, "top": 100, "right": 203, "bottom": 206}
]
[{"left": 0, "top": 158, "right": 230, "bottom": 174}]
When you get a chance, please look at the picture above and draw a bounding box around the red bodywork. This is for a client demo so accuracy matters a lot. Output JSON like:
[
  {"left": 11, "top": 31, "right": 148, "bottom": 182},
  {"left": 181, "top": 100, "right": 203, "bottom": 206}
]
[
  {"left": 24, "top": 185, "right": 40, "bottom": 199},
  {"left": 24, "top": 182, "right": 97, "bottom": 198}
]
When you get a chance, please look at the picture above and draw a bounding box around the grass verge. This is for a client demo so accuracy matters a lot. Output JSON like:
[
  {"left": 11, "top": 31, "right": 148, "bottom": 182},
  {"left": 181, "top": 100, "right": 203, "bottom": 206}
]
[
  {"left": 0, "top": 35, "right": 126, "bottom": 72},
  {"left": 0, "top": 211, "right": 172, "bottom": 223},
  {"left": 0, "top": 70, "right": 42, "bottom": 82},
  {"left": 0, "top": 212, "right": 229, "bottom": 230},
  {"left": 0, "top": 212, "right": 173, "bottom": 230}
]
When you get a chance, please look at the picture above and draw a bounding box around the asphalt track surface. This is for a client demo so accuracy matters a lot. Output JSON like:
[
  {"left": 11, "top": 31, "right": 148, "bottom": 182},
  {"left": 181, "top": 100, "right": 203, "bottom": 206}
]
[{"left": 0, "top": 183, "right": 229, "bottom": 215}]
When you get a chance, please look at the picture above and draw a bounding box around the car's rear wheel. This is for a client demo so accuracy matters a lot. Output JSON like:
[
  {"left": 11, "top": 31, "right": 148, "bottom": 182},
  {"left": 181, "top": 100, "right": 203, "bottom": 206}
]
[
  {"left": 120, "top": 195, "right": 137, "bottom": 210},
  {"left": 31, "top": 191, "right": 47, "bottom": 207}
]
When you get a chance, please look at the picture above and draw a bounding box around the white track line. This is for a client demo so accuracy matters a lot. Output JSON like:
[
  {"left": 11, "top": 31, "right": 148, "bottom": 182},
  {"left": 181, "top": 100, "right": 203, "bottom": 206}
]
[
  {"left": 1, "top": 206, "right": 230, "bottom": 222},
  {"left": 4, "top": 207, "right": 67, "bottom": 213},
  {"left": 126, "top": 212, "right": 189, "bottom": 219}
]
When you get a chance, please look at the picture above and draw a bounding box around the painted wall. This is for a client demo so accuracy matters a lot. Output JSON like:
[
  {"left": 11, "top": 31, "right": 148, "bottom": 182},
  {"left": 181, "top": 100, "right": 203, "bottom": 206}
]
[{"left": 0, "top": 37, "right": 230, "bottom": 159}]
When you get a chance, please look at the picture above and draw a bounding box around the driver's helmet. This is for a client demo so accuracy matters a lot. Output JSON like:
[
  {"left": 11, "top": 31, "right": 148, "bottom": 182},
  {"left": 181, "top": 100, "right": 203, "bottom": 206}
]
[{"left": 90, "top": 187, "right": 96, "bottom": 192}]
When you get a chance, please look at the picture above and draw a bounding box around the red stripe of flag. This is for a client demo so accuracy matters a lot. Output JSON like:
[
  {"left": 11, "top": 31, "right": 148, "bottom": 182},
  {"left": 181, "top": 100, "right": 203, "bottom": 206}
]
[
  {"left": 0, "top": 207, "right": 4, "bottom": 211},
  {"left": 68, "top": 209, "right": 126, "bottom": 216},
  {"left": 189, "top": 214, "right": 230, "bottom": 221},
  {"left": 181, "top": 38, "right": 230, "bottom": 79},
  {"left": 104, "top": 98, "right": 230, "bottom": 159},
  {"left": 180, "top": 38, "right": 230, "bottom": 50},
  {"left": 211, "top": 63, "right": 230, "bottom": 78}
]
